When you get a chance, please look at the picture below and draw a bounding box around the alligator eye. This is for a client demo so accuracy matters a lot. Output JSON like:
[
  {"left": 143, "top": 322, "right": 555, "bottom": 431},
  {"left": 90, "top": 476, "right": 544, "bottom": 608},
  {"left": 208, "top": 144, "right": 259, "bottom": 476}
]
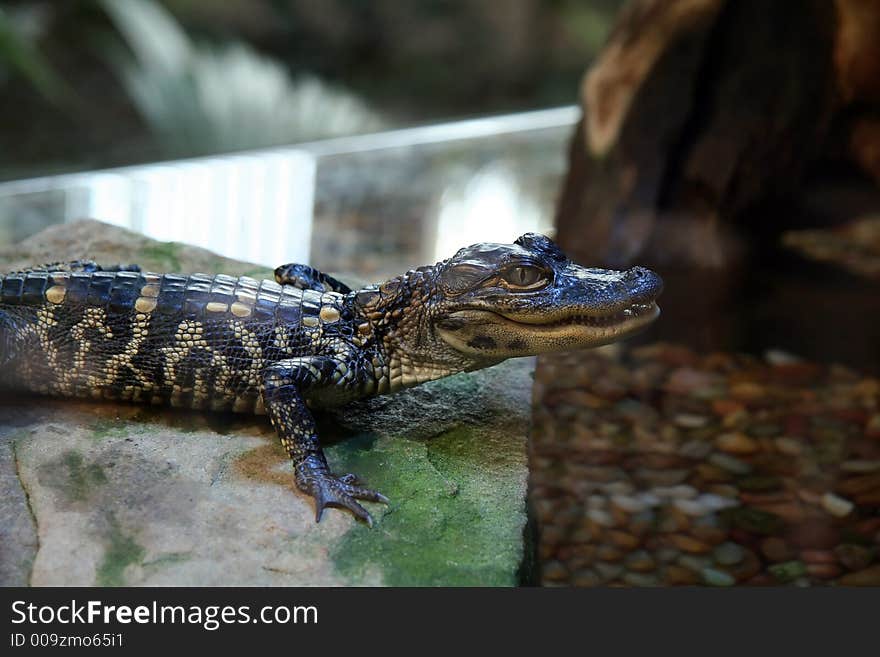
[{"left": 501, "top": 265, "right": 548, "bottom": 289}]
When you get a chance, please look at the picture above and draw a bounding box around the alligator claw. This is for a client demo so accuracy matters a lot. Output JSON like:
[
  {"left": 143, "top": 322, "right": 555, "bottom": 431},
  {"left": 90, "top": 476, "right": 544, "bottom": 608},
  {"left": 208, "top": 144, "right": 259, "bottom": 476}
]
[{"left": 306, "top": 471, "right": 388, "bottom": 526}]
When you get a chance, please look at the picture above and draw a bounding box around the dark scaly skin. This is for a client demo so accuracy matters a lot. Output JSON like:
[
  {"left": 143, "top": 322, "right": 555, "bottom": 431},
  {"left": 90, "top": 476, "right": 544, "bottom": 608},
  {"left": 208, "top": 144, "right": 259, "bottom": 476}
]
[{"left": 0, "top": 234, "right": 662, "bottom": 525}]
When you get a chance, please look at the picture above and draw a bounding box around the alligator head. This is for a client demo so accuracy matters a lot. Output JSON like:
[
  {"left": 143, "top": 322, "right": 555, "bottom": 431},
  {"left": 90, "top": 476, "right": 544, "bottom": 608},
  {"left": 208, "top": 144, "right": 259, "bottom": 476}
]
[{"left": 353, "top": 233, "right": 662, "bottom": 386}]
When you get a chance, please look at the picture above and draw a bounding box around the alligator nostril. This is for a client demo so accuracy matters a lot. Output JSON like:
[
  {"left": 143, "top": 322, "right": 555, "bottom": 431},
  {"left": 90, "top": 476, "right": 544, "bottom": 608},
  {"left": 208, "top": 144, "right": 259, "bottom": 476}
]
[{"left": 625, "top": 267, "right": 663, "bottom": 299}]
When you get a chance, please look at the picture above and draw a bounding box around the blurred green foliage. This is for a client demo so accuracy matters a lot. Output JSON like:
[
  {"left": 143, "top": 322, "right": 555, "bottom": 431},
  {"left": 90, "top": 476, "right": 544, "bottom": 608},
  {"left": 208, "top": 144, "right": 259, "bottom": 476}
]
[
  {"left": 0, "top": 5, "right": 66, "bottom": 102},
  {"left": 0, "top": 0, "right": 620, "bottom": 179}
]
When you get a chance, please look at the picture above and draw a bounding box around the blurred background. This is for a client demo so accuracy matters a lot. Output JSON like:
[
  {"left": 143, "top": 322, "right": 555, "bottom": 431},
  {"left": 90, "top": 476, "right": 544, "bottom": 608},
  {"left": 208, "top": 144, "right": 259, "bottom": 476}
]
[
  {"left": 2, "top": 0, "right": 880, "bottom": 588},
  {"left": 0, "top": 0, "right": 620, "bottom": 178}
]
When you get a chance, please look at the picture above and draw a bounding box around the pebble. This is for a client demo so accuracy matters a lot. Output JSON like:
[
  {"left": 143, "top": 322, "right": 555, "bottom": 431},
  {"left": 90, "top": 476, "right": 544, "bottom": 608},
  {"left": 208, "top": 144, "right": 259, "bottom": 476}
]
[
  {"left": 834, "top": 544, "right": 874, "bottom": 571},
  {"left": 690, "top": 525, "right": 727, "bottom": 544},
  {"left": 622, "top": 572, "right": 660, "bottom": 587},
  {"left": 679, "top": 440, "right": 714, "bottom": 459},
  {"left": 806, "top": 563, "right": 841, "bottom": 579},
  {"left": 730, "top": 382, "right": 766, "bottom": 401},
  {"left": 570, "top": 527, "right": 594, "bottom": 544},
  {"left": 594, "top": 562, "right": 624, "bottom": 581},
  {"left": 664, "top": 564, "right": 699, "bottom": 585},
  {"left": 655, "top": 548, "right": 681, "bottom": 563},
  {"left": 596, "top": 545, "right": 624, "bottom": 562},
  {"left": 542, "top": 560, "right": 569, "bottom": 582},
  {"left": 838, "top": 565, "right": 880, "bottom": 586},
  {"left": 674, "top": 413, "right": 710, "bottom": 428},
  {"left": 673, "top": 498, "right": 708, "bottom": 516},
  {"left": 760, "top": 537, "right": 794, "bottom": 563},
  {"left": 769, "top": 561, "right": 807, "bottom": 582},
  {"left": 709, "top": 452, "right": 753, "bottom": 475},
  {"left": 572, "top": 569, "right": 601, "bottom": 586},
  {"left": 696, "top": 493, "right": 739, "bottom": 511},
  {"left": 586, "top": 508, "right": 614, "bottom": 527},
  {"left": 670, "top": 535, "right": 711, "bottom": 554},
  {"left": 702, "top": 567, "right": 736, "bottom": 586},
  {"left": 635, "top": 468, "right": 690, "bottom": 486},
  {"left": 607, "top": 530, "right": 640, "bottom": 550},
  {"left": 587, "top": 495, "right": 608, "bottom": 509},
  {"left": 821, "top": 492, "right": 854, "bottom": 517},
  {"left": 610, "top": 494, "right": 647, "bottom": 513},
  {"left": 677, "top": 554, "right": 711, "bottom": 573},
  {"left": 764, "top": 349, "right": 803, "bottom": 365},
  {"left": 637, "top": 492, "right": 662, "bottom": 507},
  {"left": 787, "top": 521, "right": 840, "bottom": 549},
  {"left": 602, "top": 481, "right": 635, "bottom": 496},
  {"left": 625, "top": 550, "right": 656, "bottom": 573},
  {"left": 653, "top": 484, "right": 698, "bottom": 499},
  {"left": 713, "top": 542, "right": 746, "bottom": 566},
  {"left": 716, "top": 432, "right": 759, "bottom": 454},
  {"left": 799, "top": 549, "right": 837, "bottom": 564},
  {"left": 840, "top": 460, "right": 880, "bottom": 473},
  {"left": 774, "top": 437, "right": 803, "bottom": 455},
  {"left": 712, "top": 398, "right": 745, "bottom": 415}
]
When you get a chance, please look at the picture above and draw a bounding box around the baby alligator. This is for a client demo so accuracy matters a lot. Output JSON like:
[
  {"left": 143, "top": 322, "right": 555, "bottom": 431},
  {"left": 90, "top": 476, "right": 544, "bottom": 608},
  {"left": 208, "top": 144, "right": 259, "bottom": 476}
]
[{"left": 0, "top": 233, "right": 661, "bottom": 525}]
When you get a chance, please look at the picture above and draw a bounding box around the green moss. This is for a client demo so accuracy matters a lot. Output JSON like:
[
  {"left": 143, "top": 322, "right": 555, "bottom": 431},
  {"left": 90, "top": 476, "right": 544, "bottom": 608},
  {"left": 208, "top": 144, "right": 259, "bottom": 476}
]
[
  {"left": 329, "top": 423, "right": 526, "bottom": 586},
  {"left": 90, "top": 418, "right": 145, "bottom": 440},
  {"left": 61, "top": 451, "right": 106, "bottom": 502},
  {"left": 140, "top": 241, "right": 183, "bottom": 272},
  {"left": 96, "top": 515, "right": 146, "bottom": 586}
]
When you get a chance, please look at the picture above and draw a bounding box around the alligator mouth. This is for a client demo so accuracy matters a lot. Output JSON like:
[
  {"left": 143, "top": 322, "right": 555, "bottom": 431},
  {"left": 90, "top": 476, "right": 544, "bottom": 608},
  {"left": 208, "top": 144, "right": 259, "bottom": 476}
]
[
  {"left": 498, "top": 301, "right": 660, "bottom": 329},
  {"left": 437, "top": 300, "right": 660, "bottom": 356}
]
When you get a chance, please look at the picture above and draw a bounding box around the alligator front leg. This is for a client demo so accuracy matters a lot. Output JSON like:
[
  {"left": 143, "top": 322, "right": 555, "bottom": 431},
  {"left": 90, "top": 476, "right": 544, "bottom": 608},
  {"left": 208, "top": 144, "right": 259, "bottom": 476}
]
[
  {"left": 262, "top": 357, "right": 388, "bottom": 525},
  {"left": 274, "top": 263, "right": 352, "bottom": 294}
]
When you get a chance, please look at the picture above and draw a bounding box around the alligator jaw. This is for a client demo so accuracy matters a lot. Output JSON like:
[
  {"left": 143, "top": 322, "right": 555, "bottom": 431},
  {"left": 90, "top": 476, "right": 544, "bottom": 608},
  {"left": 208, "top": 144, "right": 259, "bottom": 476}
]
[{"left": 436, "top": 301, "right": 660, "bottom": 358}]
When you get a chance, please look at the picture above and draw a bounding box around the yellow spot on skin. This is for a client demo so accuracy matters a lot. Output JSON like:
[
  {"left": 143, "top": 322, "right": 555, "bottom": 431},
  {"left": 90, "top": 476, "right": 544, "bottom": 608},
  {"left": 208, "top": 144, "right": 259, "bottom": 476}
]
[
  {"left": 302, "top": 316, "right": 319, "bottom": 328},
  {"left": 230, "top": 301, "right": 252, "bottom": 317},
  {"left": 319, "top": 306, "right": 340, "bottom": 323},
  {"left": 45, "top": 285, "right": 66, "bottom": 304},
  {"left": 135, "top": 297, "right": 157, "bottom": 312},
  {"left": 140, "top": 284, "right": 160, "bottom": 298},
  {"left": 206, "top": 302, "right": 229, "bottom": 313}
]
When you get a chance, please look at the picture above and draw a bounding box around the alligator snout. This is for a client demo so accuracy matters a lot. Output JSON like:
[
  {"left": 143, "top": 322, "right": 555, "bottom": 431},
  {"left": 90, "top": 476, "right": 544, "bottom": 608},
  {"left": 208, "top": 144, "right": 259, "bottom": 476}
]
[{"left": 624, "top": 266, "right": 663, "bottom": 304}]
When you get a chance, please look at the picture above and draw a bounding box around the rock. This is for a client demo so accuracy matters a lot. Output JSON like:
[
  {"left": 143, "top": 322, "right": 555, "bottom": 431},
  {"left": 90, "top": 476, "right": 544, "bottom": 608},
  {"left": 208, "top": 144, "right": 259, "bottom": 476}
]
[
  {"left": 722, "top": 507, "right": 784, "bottom": 535},
  {"left": 670, "top": 535, "right": 711, "bottom": 554},
  {"left": 542, "top": 560, "right": 569, "bottom": 583},
  {"left": 760, "top": 537, "right": 795, "bottom": 563},
  {"left": 701, "top": 567, "right": 736, "bottom": 587},
  {"left": 624, "top": 550, "right": 656, "bottom": 573},
  {"left": 673, "top": 414, "right": 710, "bottom": 429},
  {"left": 821, "top": 492, "right": 855, "bottom": 517},
  {"left": 0, "top": 221, "right": 533, "bottom": 586},
  {"left": 664, "top": 564, "right": 699, "bottom": 585},
  {"left": 709, "top": 452, "right": 753, "bottom": 475},
  {"left": 594, "top": 562, "right": 624, "bottom": 581},
  {"left": 769, "top": 560, "right": 808, "bottom": 583},
  {"left": 715, "top": 432, "right": 759, "bottom": 455},
  {"left": 610, "top": 494, "right": 647, "bottom": 513},
  {"left": 713, "top": 542, "right": 745, "bottom": 566},
  {"left": 774, "top": 437, "right": 803, "bottom": 455},
  {"left": 572, "top": 569, "right": 601, "bottom": 587},
  {"left": 622, "top": 571, "right": 659, "bottom": 586},
  {"left": 787, "top": 520, "right": 840, "bottom": 549},
  {"left": 799, "top": 549, "right": 837, "bottom": 564},
  {"left": 0, "top": 431, "right": 40, "bottom": 586},
  {"left": 607, "top": 530, "right": 640, "bottom": 550},
  {"left": 806, "top": 563, "right": 841, "bottom": 579},
  {"left": 838, "top": 564, "right": 880, "bottom": 586},
  {"left": 834, "top": 544, "right": 874, "bottom": 571}
]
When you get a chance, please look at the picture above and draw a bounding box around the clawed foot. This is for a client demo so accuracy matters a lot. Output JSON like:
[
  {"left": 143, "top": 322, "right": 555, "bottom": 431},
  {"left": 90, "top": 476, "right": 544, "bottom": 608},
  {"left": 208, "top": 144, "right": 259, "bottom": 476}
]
[{"left": 297, "top": 465, "right": 389, "bottom": 527}]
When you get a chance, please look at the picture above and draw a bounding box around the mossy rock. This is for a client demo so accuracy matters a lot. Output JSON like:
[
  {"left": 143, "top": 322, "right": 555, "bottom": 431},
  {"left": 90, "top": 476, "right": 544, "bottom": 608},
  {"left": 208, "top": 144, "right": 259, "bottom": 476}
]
[{"left": 0, "top": 219, "right": 533, "bottom": 586}]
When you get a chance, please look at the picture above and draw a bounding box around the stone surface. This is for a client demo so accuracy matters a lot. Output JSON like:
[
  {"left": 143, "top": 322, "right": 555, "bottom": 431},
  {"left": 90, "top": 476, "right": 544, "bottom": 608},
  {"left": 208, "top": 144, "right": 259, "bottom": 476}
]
[{"left": 0, "top": 220, "right": 532, "bottom": 586}]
